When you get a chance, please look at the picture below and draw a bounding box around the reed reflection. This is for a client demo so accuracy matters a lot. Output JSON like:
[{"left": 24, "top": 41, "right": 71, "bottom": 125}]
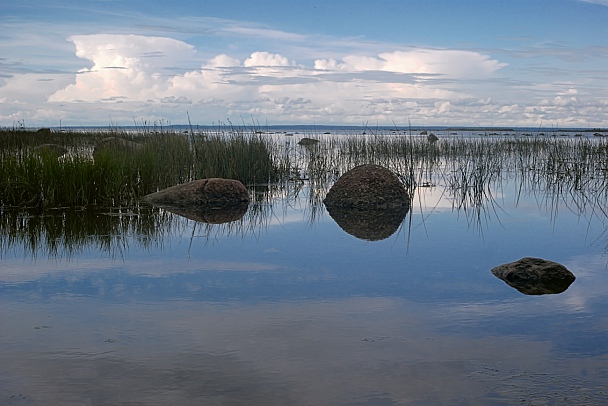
[
  {"left": 0, "top": 205, "right": 182, "bottom": 259},
  {"left": 3, "top": 166, "right": 608, "bottom": 258}
]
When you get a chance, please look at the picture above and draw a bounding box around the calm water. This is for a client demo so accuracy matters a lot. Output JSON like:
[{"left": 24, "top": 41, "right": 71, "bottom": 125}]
[{"left": 2, "top": 154, "right": 608, "bottom": 404}]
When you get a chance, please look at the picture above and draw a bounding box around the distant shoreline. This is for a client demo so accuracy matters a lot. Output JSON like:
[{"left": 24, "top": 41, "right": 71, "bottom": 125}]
[{"left": 6, "top": 124, "right": 607, "bottom": 133}]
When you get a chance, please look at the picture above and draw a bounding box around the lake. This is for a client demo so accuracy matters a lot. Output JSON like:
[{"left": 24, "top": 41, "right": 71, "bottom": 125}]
[{"left": 1, "top": 133, "right": 608, "bottom": 405}]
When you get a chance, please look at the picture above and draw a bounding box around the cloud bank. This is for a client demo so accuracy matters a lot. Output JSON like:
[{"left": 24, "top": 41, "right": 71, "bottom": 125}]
[
  {"left": 2, "top": 31, "right": 607, "bottom": 127},
  {"left": 43, "top": 34, "right": 509, "bottom": 124}
]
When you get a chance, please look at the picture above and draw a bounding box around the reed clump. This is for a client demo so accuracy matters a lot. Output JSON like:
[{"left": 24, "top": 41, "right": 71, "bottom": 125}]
[
  {"left": 191, "top": 131, "right": 280, "bottom": 184},
  {"left": 0, "top": 128, "right": 279, "bottom": 208}
]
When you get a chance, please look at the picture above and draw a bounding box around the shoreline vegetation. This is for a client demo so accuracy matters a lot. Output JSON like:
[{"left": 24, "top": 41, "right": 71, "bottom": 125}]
[
  {"left": 2, "top": 124, "right": 608, "bottom": 257},
  {"left": 2, "top": 125, "right": 608, "bottom": 209}
]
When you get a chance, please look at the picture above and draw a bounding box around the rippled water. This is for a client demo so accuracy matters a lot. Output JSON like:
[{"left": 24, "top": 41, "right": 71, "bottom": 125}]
[{"left": 2, "top": 171, "right": 608, "bottom": 404}]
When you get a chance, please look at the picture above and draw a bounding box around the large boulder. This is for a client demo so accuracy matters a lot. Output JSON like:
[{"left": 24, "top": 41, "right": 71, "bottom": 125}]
[
  {"left": 323, "top": 164, "right": 409, "bottom": 209},
  {"left": 323, "top": 164, "right": 410, "bottom": 240},
  {"left": 491, "top": 257, "right": 576, "bottom": 295},
  {"left": 142, "top": 178, "right": 249, "bottom": 224}
]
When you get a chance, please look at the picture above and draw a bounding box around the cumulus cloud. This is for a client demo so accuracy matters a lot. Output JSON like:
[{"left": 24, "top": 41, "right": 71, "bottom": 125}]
[
  {"left": 315, "top": 49, "right": 506, "bottom": 79},
  {"left": 206, "top": 54, "right": 240, "bottom": 68},
  {"left": 48, "top": 34, "right": 503, "bottom": 110},
  {"left": 49, "top": 34, "right": 197, "bottom": 102},
  {"left": 13, "top": 33, "right": 598, "bottom": 126},
  {"left": 244, "top": 52, "right": 294, "bottom": 67}
]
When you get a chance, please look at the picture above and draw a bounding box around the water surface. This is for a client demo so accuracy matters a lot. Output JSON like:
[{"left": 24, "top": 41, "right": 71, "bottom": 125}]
[{"left": 1, "top": 169, "right": 608, "bottom": 405}]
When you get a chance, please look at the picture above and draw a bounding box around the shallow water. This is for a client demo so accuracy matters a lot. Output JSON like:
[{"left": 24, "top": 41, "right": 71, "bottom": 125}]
[{"left": 1, "top": 173, "right": 608, "bottom": 405}]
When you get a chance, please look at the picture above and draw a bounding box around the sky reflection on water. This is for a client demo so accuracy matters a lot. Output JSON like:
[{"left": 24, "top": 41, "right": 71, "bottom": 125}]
[{"left": 1, "top": 178, "right": 608, "bottom": 404}]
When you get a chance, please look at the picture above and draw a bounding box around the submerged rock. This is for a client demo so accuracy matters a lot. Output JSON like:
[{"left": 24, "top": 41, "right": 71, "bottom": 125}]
[
  {"left": 298, "top": 137, "right": 320, "bottom": 146},
  {"left": 491, "top": 257, "right": 576, "bottom": 295},
  {"left": 142, "top": 178, "right": 249, "bottom": 224},
  {"left": 323, "top": 164, "right": 409, "bottom": 209}
]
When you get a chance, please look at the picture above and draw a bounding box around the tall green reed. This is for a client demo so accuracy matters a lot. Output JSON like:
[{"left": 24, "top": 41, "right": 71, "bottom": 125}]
[{"left": 0, "top": 128, "right": 279, "bottom": 208}]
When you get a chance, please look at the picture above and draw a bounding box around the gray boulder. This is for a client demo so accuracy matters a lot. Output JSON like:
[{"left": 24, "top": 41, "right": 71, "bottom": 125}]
[
  {"left": 142, "top": 178, "right": 249, "bottom": 224},
  {"left": 427, "top": 133, "right": 438, "bottom": 143},
  {"left": 491, "top": 257, "right": 576, "bottom": 295}
]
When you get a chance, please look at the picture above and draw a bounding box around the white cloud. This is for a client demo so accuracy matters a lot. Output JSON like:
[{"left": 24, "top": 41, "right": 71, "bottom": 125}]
[
  {"left": 49, "top": 34, "right": 197, "bottom": 102},
  {"left": 0, "top": 31, "right": 604, "bottom": 127},
  {"left": 315, "top": 49, "right": 506, "bottom": 79},
  {"left": 206, "top": 54, "right": 240, "bottom": 68},
  {"left": 46, "top": 35, "right": 501, "bottom": 110},
  {"left": 244, "top": 51, "right": 295, "bottom": 67}
]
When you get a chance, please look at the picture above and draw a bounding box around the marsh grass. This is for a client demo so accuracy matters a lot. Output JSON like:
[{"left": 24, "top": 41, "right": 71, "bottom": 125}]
[
  {"left": 191, "top": 131, "right": 280, "bottom": 184},
  {"left": 282, "top": 134, "right": 608, "bottom": 231},
  {"left": 4, "top": 127, "right": 608, "bottom": 241},
  {"left": 0, "top": 128, "right": 279, "bottom": 207}
]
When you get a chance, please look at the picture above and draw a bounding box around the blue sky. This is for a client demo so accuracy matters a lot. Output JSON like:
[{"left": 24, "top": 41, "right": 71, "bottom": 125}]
[{"left": 1, "top": 0, "right": 607, "bottom": 127}]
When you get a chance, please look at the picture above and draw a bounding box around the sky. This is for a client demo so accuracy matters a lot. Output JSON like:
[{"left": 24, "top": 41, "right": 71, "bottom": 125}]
[{"left": 1, "top": 0, "right": 608, "bottom": 128}]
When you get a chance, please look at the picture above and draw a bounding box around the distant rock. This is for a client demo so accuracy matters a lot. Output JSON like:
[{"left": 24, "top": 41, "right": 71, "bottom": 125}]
[
  {"left": 36, "top": 128, "right": 52, "bottom": 136},
  {"left": 142, "top": 178, "right": 250, "bottom": 224},
  {"left": 427, "top": 133, "right": 438, "bottom": 143},
  {"left": 420, "top": 130, "right": 428, "bottom": 135},
  {"left": 491, "top": 257, "right": 576, "bottom": 295},
  {"left": 298, "top": 137, "right": 320, "bottom": 146},
  {"left": 33, "top": 143, "right": 67, "bottom": 158},
  {"left": 93, "top": 137, "right": 143, "bottom": 159},
  {"left": 324, "top": 164, "right": 409, "bottom": 209}
]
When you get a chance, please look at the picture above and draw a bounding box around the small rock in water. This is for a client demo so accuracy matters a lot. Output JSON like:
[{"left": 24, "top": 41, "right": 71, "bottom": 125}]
[{"left": 490, "top": 257, "right": 575, "bottom": 295}]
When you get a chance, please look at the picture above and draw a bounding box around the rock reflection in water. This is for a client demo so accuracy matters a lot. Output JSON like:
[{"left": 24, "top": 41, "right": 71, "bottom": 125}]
[
  {"left": 156, "top": 203, "right": 249, "bottom": 224},
  {"left": 325, "top": 205, "right": 409, "bottom": 241}
]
